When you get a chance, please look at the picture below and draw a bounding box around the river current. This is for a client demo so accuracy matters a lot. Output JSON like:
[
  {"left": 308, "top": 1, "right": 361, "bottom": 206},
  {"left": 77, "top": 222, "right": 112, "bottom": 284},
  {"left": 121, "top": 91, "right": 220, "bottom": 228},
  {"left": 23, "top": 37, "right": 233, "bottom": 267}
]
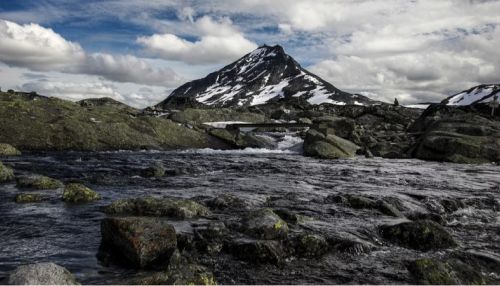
[{"left": 0, "top": 148, "right": 499, "bottom": 284}]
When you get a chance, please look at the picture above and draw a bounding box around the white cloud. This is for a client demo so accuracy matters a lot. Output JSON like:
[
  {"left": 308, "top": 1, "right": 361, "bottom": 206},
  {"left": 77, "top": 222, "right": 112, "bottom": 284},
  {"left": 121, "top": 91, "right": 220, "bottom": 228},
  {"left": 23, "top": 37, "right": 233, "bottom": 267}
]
[
  {"left": 0, "top": 19, "right": 182, "bottom": 87},
  {"left": 137, "top": 16, "right": 258, "bottom": 64},
  {"left": 21, "top": 81, "right": 125, "bottom": 102}
]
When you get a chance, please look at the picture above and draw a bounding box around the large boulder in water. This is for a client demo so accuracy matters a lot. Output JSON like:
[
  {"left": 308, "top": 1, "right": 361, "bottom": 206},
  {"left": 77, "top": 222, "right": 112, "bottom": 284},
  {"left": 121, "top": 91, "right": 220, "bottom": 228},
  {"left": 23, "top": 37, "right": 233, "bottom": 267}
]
[
  {"left": 241, "top": 208, "right": 288, "bottom": 240},
  {"left": 0, "top": 143, "right": 21, "bottom": 156},
  {"left": 0, "top": 161, "right": 14, "bottom": 182},
  {"left": 408, "top": 257, "right": 488, "bottom": 285},
  {"left": 105, "top": 197, "right": 210, "bottom": 219},
  {"left": 62, "top": 183, "right": 101, "bottom": 203},
  {"left": 228, "top": 239, "right": 286, "bottom": 265},
  {"left": 303, "top": 129, "right": 359, "bottom": 159},
  {"left": 7, "top": 262, "right": 78, "bottom": 285},
  {"left": 379, "top": 220, "right": 457, "bottom": 251},
  {"left": 16, "top": 175, "right": 63, "bottom": 190},
  {"left": 100, "top": 217, "right": 177, "bottom": 268}
]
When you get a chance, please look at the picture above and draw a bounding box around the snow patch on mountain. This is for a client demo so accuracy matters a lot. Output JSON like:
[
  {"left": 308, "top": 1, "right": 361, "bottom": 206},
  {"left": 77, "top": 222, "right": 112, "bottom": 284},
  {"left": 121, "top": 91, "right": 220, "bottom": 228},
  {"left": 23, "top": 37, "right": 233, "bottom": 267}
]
[{"left": 444, "top": 84, "right": 500, "bottom": 106}]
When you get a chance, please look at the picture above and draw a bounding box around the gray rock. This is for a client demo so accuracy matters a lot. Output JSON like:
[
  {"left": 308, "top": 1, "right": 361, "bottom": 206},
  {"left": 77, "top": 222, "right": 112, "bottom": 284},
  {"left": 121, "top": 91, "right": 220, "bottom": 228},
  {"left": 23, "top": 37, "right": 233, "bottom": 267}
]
[
  {"left": 7, "top": 262, "right": 78, "bottom": 285},
  {"left": 241, "top": 208, "right": 288, "bottom": 240},
  {"left": 303, "top": 129, "right": 360, "bottom": 159}
]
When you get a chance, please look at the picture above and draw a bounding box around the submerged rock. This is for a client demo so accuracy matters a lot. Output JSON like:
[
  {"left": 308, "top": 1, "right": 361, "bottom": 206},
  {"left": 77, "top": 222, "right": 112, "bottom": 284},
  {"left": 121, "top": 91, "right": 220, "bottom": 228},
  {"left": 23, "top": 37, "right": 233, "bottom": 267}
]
[
  {"left": 228, "top": 239, "right": 285, "bottom": 265},
  {"left": 105, "top": 197, "right": 210, "bottom": 219},
  {"left": 292, "top": 233, "right": 329, "bottom": 257},
  {"left": 241, "top": 208, "right": 288, "bottom": 240},
  {"left": 379, "top": 220, "right": 457, "bottom": 251},
  {"left": 62, "top": 183, "right": 101, "bottom": 203},
  {"left": 7, "top": 262, "right": 78, "bottom": 285},
  {"left": 14, "top": 193, "right": 43, "bottom": 203},
  {"left": 100, "top": 217, "right": 177, "bottom": 268},
  {"left": 141, "top": 163, "right": 166, "bottom": 178},
  {"left": 408, "top": 257, "right": 487, "bottom": 285},
  {"left": 130, "top": 263, "right": 217, "bottom": 285},
  {"left": 0, "top": 143, "right": 21, "bottom": 156},
  {"left": 326, "top": 194, "right": 402, "bottom": 217},
  {"left": 16, "top": 175, "right": 63, "bottom": 190},
  {"left": 303, "top": 129, "right": 359, "bottom": 159},
  {"left": 0, "top": 161, "right": 14, "bottom": 182}
]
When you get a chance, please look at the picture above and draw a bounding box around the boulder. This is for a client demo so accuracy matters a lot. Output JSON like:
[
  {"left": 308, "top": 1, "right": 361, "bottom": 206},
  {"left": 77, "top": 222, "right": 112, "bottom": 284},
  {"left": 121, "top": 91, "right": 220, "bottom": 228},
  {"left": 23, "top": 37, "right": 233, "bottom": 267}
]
[
  {"left": 408, "top": 258, "right": 487, "bottom": 285},
  {"left": 14, "top": 193, "right": 43, "bottom": 203},
  {"left": 379, "top": 220, "right": 457, "bottom": 251},
  {"left": 7, "top": 262, "right": 78, "bottom": 285},
  {"left": 292, "top": 234, "right": 329, "bottom": 257},
  {"left": 62, "top": 183, "right": 101, "bottom": 203},
  {"left": 105, "top": 197, "right": 210, "bottom": 219},
  {"left": 303, "top": 129, "right": 360, "bottom": 159},
  {"left": 141, "top": 163, "right": 166, "bottom": 178},
  {"left": 0, "top": 143, "right": 21, "bottom": 156},
  {"left": 130, "top": 263, "right": 216, "bottom": 285},
  {"left": 228, "top": 239, "right": 285, "bottom": 265},
  {"left": 241, "top": 208, "right": 288, "bottom": 240},
  {"left": 0, "top": 161, "right": 14, "bottom": 182},
  {"left": 326, "top": 194, "right": 402, "bottom": 217},
  {"left": 16, "top": 175, "right": 63, "bottom": 190},
  {"left": 100, "top": 217, "right": 177, "bottom": 268},
  {"left": 208, "top": 129, "right": 275, "bottom": 149},
  {"left": 205, "top": 194, "right": 247, "bottom": 210}
]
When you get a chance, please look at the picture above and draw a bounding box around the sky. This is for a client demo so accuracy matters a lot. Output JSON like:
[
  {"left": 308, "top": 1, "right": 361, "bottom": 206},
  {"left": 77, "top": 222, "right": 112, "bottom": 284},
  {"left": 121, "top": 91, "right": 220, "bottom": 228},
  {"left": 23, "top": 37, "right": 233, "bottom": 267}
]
[{"left": 0, "top": 0, "right": 499, "bottom": 108}]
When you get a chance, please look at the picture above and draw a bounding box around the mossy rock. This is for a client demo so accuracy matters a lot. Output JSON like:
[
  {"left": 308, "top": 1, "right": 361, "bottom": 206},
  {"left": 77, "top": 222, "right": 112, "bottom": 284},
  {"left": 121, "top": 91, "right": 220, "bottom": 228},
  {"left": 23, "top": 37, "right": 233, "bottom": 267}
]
[
  {"left": 228, "top": 239, "right": 285, "bottom": 265},
  {"left": 62, "top": 183, "right": 101, "bottom": 203},
  {"left": 105, "top": 197, "right": 210, "bottom": 219},
  {"left": 326, "top": 194, "right": 402, "bottom": 217},
  {"left": 0, "top": 143, "right": 21, "bottom": 156},
  {"left": 16, "top": 175, "right": 63, "bottom": 190},
  {"left": 408, "top": 258, "right": 487, "bottom": 285},
  {"left": 141, "top": 163, "right": 166, "bottom": 178},
  {"left": 293, "top": 234, "right": 329, "bottom": 257},
  {"left": 0, "top": 161, "right": 14, "bottom": 182},
  {"left": 14, "top": 193, "right": 43, "bottom": 203},
  {"left": 303, "top": 129, "right": 359, "bottom": 159},
  {"left": 379, "top": 220, "right": 458, "bottom": 251},
  {"left": 242, "top": 208, "right": 289, "bottom": 240},
  {"left": 130, "top": 263, "right": 216, "bottom": 285}
]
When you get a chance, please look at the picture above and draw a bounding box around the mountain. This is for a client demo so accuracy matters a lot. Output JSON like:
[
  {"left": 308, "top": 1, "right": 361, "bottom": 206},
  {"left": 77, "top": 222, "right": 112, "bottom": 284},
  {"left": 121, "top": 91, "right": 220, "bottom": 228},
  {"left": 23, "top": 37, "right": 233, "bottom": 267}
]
[
  {"left": 156, "top": 45, "right": 374, "bottom": 109},
  {"left": 442, "top": 84, "right": 500, "bottom": 106}
]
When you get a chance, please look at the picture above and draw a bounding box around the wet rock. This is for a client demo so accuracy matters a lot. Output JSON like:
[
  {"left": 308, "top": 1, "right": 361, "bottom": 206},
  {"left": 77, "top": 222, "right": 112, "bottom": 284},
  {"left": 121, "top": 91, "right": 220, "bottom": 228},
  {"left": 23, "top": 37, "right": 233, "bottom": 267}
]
[
  {"left": 62, "top": 183, "right": 101, "bottom": 203},
  {"left": 141, "top": 163, "right": 166, "bottom": 178},
  {"left": 14, "top": 193, "right": 43, "bottom": 203},
  {"left": 408, "top": 257, "right": 487, "bottom": 285},
  {"left": 193, "top": 222, "right": 228, "bottom": 254},
  {"left": 105, "top": 197, "right": 211, "bottom": 219},
  {"left": 7, "top": 262, "right": 78, "bottom": 285},
  {"left": 328, "top": 237, "right": 375, "bottom": 255},
  {"left": 292, "top": 234, "right": 329, "bottom": 257},
  {"left": 440, "top": 198, "right": 466, "bottom": 213},
  {"left": 379, "top": 220, "right": 458, "bottom": 251},
  {"left": 326, "top": 194, "right": 402, "bottom": 217},
  {"left": 241, "top": 208, "right": 288, "bottom": 240},
  {"left": 0, "top": 143, "right": 21, "bottom": 156},
  {"left": 303, "top": 129, "right": 360, "bottom": 159},
  {"left": 131, "top": 263, "right": 217, "bottom": 285},
  {"left": 0, "top": 161, "right": 14, "bottom": 182},
  {"left": 228, "top": 239, "right": 285, "bottom": 265},
  {"left": 100, "top": 217, "right": 177, "bottom": 268},
  {"left": 273, "top": 208, "right": 307, "bottom": 224},
  {"left": 16, "top": 175, "right": 63, "bottom": 190},
  {"left": 205, "top": 194, "right": 246, "bottom": 210},
  {"left": 407, "top": 212, "right": 446, "bottom": 225}
]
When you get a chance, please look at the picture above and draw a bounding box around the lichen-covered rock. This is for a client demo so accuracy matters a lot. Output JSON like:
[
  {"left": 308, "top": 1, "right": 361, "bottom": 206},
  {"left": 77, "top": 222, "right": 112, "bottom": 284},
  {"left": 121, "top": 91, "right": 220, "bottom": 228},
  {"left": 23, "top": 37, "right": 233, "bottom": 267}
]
[
  {"left": 7, "top": 262, "right": 79, "bottom": 285},
  {"left": 100, "top": 217, "right": 177, "bottom": 268},
  {"left": 105, "top": 197, "right": 210, "bottom": 219},
  {"left": 16, "top": 175, "right": 63, "bottom": 190},
  {"left": 0, "top": 143, "right": 21, "bottom": 156},
  {"left": 14, "top": 193, "right": 43, "bottom": 203},
  {"left": 408, "top": 258, "right": 487, "bottom": 285},
  {"left": 292, "top": 234, "right": 329, "bottom": 257},
  {"left": 241, "top": 208, "right": 288, "bottom": 240},
  {"left": 228, "top": 239, "right": 285, "bottom": 265},
  {"left": 379, "top": 220, "right": 457, "bottom": 251},
  {"left": 0, "top": 161, "right": 14, "bottom": 182},
  {"left": 303, "top": 129, "right": 360, "bottom": 159},
  {"left": 62, "top": 183, "right": 101, "bottom": 203}
]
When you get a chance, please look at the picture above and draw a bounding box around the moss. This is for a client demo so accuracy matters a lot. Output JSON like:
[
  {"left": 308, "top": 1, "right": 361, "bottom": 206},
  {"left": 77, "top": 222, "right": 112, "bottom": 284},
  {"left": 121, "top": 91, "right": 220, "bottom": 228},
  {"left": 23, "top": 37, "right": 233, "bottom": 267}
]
[
  {"left": 408, "top": 258, "right": 487, "bottom": 285},
  {"left": 0, "top": 143, "right": 21, "bottom": 156},
  {"left": 14, "top": 193, "right": 43, "bottom": 203},
  {"left": 0, "top": 161, "right": 14, "bottom": 182},
  {"left": 295, "top": 234, "right": 329, "bottom": 257},
  {"left": 62, "top": 183, "right": 101, "bottom": 203},
  {"left": 16, "top": 175, "right": 63, "bottom": 190}
]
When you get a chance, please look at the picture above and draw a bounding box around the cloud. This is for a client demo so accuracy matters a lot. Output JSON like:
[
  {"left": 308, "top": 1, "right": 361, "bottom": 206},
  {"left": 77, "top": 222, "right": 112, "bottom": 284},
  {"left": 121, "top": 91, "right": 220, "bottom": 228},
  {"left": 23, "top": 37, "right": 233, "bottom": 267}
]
[
  {"left": 21, "top": 81, "right": 125, "bottom": 102},
  {"left": 137, "top": 16, "right": 258, "bottom": 64},
  {"left": 0, "top": 19, "right": 181, "bottom": 87}
]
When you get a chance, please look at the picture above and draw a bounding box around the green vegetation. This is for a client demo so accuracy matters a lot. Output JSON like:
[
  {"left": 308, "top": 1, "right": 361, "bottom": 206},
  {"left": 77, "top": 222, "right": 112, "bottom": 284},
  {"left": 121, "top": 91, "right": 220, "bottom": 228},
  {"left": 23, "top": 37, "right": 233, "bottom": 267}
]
[
  {"left": 62, "top": 183, "right": 101, "bottom": 203},
  {"left": 16, "top": 175, "right": 63, "bottom": 190}
]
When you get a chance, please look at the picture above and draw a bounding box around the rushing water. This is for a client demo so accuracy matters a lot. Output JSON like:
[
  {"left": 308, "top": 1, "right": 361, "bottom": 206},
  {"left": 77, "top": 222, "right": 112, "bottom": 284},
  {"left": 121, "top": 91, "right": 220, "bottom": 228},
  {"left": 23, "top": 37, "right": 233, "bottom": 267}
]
[{"left": 0, "top": 149, "right": 499, "bottom": 284}]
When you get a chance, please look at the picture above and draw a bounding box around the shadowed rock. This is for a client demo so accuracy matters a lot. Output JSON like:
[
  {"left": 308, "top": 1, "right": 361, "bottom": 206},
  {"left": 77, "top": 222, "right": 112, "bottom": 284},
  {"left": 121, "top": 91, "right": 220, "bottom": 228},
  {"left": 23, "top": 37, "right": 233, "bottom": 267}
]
[
  {"left": 7, "top": 262, "right": 78, "bottom": 285},
  {"left": 241, "top": 208, "right": 288, "bottom": 240}
]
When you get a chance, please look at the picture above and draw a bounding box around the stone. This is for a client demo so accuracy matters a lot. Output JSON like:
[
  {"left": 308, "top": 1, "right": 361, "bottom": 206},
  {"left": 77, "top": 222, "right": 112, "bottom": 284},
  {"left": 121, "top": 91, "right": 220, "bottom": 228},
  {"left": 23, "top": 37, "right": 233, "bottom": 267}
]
[
  {"left": 293, "top": 234, "right": 329, "bottom": 257},
  {"left": 62, "top": 183, "right": 101, "bottom": 203},
  {"left": 16, "top": 175, "right": 63, "bottom": 190},
  {"left": 14, "top": 193, "right": 43, "bottom": 203},
  {"left": 241, "top": 208, "right": 288, "bottom": 240},
  {"left": 303, "top": 129, "right": 360, "bottom": 159},
  {"left": 408, "top": 258, "right": 487, "bottom": 285},
  {"left": 100, "top": 217, "right": 177, "bottom": 268},
  {"left": 205, "top": 194, "right": 246, "bottom": 210},
  {"left": 0, "top": 161, "right": 14, "bottom": 182},
  {"left": 379, "top": 220, "right": 458, "bottom": 251},
  {"left": 0, "top": 143, "right": 21, "bottom": 156},
  {"left": 130, "top": 263, "right": 217, "bottom": 285},
  {"left": 7, "top": 262, "right": 78, "bottom": 285},
  {"left": 141, "top": 163, "right": 166, "bottom": 178},
  {"left": 228, "top": 239, "right": 285, "bottom": 265},
  {"left": 105, "top": 197, "right": 210, "bottom": 219},
  {"left": 326, "top": 194, "right": 402, "bottom": 217}
]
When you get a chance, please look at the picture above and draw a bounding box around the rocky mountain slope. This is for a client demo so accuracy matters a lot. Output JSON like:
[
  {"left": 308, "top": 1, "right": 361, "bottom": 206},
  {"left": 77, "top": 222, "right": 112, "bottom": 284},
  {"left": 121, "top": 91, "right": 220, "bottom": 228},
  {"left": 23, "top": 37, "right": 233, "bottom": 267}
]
[
  {"left": 156, "top": 45, "right": 374, "bottom": 109},
  {"left": 443, "top": 84, "right": 500, "bottom": 106}
]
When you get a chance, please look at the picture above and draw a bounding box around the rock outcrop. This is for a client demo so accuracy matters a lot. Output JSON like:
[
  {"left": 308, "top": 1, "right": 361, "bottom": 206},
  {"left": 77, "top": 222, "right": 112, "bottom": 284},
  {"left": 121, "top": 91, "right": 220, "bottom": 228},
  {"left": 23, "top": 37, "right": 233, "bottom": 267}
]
[{"left": 7, "top": 262, "right": 78, "bottom": 285}]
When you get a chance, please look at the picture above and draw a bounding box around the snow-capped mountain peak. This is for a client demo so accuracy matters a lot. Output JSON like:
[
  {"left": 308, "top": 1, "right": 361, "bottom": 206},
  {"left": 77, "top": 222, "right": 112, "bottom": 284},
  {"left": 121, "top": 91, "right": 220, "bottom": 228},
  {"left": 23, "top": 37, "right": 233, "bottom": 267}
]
[
  {"left": 443, "top": 84, "right": 500, "bottom": 106},
  {"left": 156, "top": 45, "right": 374, "bottom": 109}
]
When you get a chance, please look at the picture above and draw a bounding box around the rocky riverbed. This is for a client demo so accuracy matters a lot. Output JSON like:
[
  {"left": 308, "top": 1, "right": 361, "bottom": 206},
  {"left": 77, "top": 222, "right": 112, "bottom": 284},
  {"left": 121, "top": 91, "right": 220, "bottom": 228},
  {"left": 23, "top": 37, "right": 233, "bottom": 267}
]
[{"left": 1, "top": 150, "right": 499, "bottom": 284}]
